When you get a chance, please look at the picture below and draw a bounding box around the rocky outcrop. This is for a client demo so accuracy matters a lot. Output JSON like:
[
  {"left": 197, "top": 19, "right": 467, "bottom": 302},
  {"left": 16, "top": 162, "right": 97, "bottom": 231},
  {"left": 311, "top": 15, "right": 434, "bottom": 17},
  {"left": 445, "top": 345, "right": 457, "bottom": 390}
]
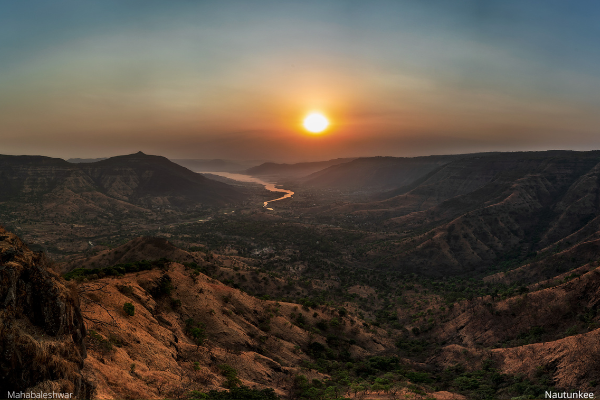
[{"left": 0, "top": 227, "right": 95, "bottom": 399}]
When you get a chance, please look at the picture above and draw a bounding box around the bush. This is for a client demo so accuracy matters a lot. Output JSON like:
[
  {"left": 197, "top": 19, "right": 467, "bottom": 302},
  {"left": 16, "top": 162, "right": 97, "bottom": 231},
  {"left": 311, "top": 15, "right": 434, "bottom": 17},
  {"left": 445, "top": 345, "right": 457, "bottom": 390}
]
[
  {"left": 171, "top": 298, "right": 182, "bottom": 309},
  {"left": 123, "top": 302, "right": 135, "bottom": 316},
  {"left": 87, "top": 330, "right": 114, "bottom": 354},
  {"left": 219, "top": 364, "right": 242, "bottom": 388},
  {"left": 186, "top": 318, "right": 207, "bottom": 347},
  {"left": 149, "top": 274, "right": 174, "bottom": 298},
  {"left": 315, "top": 320, "right": 328, "bottom": 331}
]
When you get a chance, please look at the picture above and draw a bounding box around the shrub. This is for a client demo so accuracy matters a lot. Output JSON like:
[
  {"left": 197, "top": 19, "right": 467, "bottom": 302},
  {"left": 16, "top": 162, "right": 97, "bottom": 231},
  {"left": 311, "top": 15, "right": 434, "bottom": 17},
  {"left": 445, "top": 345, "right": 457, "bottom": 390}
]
[
  {"left": 170, "top": 298, "right": 182, "bottom": 309},
  {"left": 315, "top": 320, "right": 328, "bottom": 331},
  {"left": 87, "top": 330, "right": 114, "bottom": 354},
  {"left": 123, "top": 302, "right": 135, "bottom": 316},
  {"left": 564, "top": 325, "right": 579, "bottom": 337},
  {"left": 219, "top": 364, "right": 242, "bottom": 388},
  {"left": 258, "top": 320, "right": 271, "bottom": 332},
  {"left": 186, "top": 318, "right": 207, "bottom": 347},
  {"left": 149, "top": 274, "right": 174, "bottom": 298}
]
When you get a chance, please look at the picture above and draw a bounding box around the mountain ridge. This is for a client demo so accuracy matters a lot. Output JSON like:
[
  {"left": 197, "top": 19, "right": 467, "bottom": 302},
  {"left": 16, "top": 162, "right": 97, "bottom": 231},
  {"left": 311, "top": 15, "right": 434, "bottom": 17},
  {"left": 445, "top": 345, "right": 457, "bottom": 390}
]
[{"left": 0, "top": 151, "right": 245, "bottom": 209}]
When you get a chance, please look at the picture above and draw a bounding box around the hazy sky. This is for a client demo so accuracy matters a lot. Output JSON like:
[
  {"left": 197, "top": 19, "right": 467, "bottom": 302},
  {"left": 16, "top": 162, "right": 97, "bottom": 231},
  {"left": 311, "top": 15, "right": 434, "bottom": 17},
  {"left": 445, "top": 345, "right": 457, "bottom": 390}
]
[{"left": 2, "top": 1, "right": 600, "bottom": 162}]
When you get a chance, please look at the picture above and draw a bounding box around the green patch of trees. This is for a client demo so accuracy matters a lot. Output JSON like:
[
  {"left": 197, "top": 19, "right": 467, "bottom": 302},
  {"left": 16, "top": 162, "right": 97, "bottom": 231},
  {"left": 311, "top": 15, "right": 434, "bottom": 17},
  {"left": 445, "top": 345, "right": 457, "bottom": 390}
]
[
  {"left": 188, "top": 386, "right": 279, "bottom": 400},
  {"left": 64, "top": 258, "right": 170, "bottom": 281}
]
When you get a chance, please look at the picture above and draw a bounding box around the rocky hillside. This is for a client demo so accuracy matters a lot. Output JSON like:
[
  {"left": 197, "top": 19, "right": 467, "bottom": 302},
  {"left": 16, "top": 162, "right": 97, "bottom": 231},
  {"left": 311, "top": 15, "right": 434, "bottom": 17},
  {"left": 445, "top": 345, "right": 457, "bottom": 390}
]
[
  {"left": 428, "top": 263, "right": 600, "bottom": 390},
  {"left": 323, "top": 151, "right": 600, "bottom": 277},
  {"left": 72, "top": 262, "right": 397, "bottom": 399},
  {"left": 6, "top": 226, "right": 600, "bottom": 399},
  {"left": 67, "top": 236, "right": 600, "bottom": 399},
  {"left": 0, "top": 227, "right": 95, "bottom": 398}
]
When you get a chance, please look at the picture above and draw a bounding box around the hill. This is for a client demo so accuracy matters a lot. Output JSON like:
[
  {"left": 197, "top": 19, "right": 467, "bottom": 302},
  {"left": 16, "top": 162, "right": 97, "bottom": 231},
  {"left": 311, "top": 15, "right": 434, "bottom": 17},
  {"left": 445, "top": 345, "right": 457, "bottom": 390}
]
[
  {"left": 429, "top": 263, "right": 600, "bottom": 390},
  {"left": 172, "top": 159, "right": 248, "bottom": 173},
  {"left": 5, "top": 227, "right": 600, "bottom": 399},
  {"left": 75, "top": 262, "right": 398, "bottom": 399},
  {"left": 300, "top": 155, "right": 461, "bottom": 192},
  {"left": 65, "top": 235, "right": 600, "bottom": 398},
  {"left": 81, "top": 152, "right": 245, "bottom": 207},
  {"left": 63, "top": 236, "right": 203, "bottom": 272},
  {"left": 0, "top": 226, "right": 95, "bottom": 397},
  {"left": 245, "top": 158, "right": 355, "bottom": 179},
  {"left": 0, "top": 151, "right": 245, "bottom": 210},
  {"left": 305, "top": 151, "right": 600, "bottom": 277},
  {"left": 67, "top": 157, "right": 108, "bottom": 163}
]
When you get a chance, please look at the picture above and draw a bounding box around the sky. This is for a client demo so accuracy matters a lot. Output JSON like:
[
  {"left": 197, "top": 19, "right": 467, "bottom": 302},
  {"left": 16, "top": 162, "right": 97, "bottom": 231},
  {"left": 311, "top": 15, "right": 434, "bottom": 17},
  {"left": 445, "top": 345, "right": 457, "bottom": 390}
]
[{"left": 2, "top": 0, "right": 600, "bottom": 162}]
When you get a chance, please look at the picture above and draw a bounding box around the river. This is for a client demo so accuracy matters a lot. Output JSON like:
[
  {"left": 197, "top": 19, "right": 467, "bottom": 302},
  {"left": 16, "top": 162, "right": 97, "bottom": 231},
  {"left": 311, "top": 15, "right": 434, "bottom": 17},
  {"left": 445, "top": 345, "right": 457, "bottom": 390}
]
[{"left": 205, "top": 172, "right": 293, "bottom": 210}]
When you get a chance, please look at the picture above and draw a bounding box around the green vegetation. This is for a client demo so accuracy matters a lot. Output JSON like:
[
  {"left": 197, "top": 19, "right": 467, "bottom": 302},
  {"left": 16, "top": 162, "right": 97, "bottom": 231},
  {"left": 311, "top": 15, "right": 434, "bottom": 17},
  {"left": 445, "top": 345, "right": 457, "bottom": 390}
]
[
  {"left": 123, "top": 302, "right": 135, "bottom": 316},
  {"left": 439, "top": 360, "right": 554, "bottom": 400},
  {"left": 150, "top": 273, "right": 174, "bottom": 298},
  {"left": 188, "top": 386, "right": 279, "bottom": 400},
  {"left": 218, "top": 364, "right": 242, "bottom": 388},
  {"left": 64, "top": 258, "right": 170, "bottom": 281},
  {"left": 288, "top": 356, "right": 558, "bottom": 400},
  {"left": 185, "top": 318, "right": 207, "bottom": 348},
  {"left": 87, "top": 330, "right": 122, "bottom": 354}
]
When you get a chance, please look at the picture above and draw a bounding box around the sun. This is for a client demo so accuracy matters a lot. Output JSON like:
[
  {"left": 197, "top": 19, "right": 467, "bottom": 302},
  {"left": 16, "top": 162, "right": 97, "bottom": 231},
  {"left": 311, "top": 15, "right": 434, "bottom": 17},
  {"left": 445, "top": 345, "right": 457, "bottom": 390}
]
[{"left": 303, "top": 112, "right": 329, "bottom": 133}]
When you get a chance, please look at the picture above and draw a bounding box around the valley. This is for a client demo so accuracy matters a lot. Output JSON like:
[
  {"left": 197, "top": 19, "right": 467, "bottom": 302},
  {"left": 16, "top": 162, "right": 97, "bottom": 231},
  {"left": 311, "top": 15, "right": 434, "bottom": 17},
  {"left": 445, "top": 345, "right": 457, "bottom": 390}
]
[
  {"left": 2, "top": 150, "right": 600, "bottom": 399},
  {"left": 6, "top": 2, "right": 600, "bottom": 399}
]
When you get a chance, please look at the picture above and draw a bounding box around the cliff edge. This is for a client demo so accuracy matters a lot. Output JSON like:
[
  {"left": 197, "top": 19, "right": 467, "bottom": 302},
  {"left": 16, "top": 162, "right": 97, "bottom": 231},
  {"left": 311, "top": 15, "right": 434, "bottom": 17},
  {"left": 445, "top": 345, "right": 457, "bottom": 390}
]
[{"left": 0, "top": 227, "right": 95, "bottom": 398}]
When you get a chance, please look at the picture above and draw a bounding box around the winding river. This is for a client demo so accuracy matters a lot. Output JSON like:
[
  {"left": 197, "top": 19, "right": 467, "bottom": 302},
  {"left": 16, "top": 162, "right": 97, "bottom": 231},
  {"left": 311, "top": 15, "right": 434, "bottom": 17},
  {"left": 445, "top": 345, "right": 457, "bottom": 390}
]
[{"left": 207, "top": 172, "right": 293, "bottom": 210}]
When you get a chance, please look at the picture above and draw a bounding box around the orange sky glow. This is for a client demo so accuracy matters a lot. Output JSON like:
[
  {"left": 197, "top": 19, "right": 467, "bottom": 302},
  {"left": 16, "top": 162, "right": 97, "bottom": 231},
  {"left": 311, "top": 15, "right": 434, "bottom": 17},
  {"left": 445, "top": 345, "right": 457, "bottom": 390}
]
[{"left": 2, "top": 2, "right": 600, "bottom": 162}]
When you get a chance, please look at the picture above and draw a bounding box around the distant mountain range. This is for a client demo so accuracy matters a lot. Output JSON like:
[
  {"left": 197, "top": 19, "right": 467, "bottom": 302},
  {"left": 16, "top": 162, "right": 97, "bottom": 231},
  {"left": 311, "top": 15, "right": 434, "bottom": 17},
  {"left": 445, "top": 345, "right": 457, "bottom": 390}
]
[
  {"left": 171, "top": 158, "right": 250, "bottom": 173},
  {"left": 245, "top": 158, "right": 355, "bottom": 179},
  {"left": 66, "top": 157, "right": 108, "bottom": 163},
  {"left": 299, "top": 155, "right": 464, "bottom": 191},
  {"left": 0, "top": 151, "right": 245, "bottom": 209}
]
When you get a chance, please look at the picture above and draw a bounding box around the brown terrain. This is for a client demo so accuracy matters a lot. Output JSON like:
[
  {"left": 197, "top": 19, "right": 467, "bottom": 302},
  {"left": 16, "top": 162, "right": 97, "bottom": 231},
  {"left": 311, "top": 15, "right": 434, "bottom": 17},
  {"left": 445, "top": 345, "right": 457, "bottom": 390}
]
[
  {"left": 79, "top": 262, "right": 391, "bottom": 399},
  {"left": 4, "top": 227, "right": 600, "bottom": 398},
  {"left": 0, "top": 227, "right": 94, "bottom": 398},
  {"left": 4, "top": 150, "right": 600, "bottom": 399}
]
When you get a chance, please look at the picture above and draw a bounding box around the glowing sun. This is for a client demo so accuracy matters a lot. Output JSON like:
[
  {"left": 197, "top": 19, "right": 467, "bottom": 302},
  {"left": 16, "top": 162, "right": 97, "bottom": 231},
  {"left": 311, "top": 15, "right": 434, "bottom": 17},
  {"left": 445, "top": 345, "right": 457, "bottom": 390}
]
[{"left": 303, "top": 112, "right": 329, "bottom": 133}]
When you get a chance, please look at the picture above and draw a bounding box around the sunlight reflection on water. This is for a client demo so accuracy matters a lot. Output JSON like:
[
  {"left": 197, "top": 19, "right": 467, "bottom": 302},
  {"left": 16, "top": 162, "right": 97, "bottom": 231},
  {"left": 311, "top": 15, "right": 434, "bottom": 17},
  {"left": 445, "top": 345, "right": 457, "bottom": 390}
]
[{"left": 203, "top": 172, "right": 293, "bottom": 210}]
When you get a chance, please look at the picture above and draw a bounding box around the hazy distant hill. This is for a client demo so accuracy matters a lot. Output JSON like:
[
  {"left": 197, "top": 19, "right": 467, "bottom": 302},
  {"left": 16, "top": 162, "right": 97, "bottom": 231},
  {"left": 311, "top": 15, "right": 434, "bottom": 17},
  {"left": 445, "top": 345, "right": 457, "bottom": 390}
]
[
  {"left": 171, "top": 158, "right": 247, "bottom": 173},
  {"left": 0, "top": 152, "right": 245, "bottom": 209},
  {"left": 66, "top": 157, "right": 108, "bottom": 163},
  {"left": 245, "top": 158, "right": 355, "bottom": 179},
  {"left": 301, "top": 155, "right": 462, "bottom": 191}
]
